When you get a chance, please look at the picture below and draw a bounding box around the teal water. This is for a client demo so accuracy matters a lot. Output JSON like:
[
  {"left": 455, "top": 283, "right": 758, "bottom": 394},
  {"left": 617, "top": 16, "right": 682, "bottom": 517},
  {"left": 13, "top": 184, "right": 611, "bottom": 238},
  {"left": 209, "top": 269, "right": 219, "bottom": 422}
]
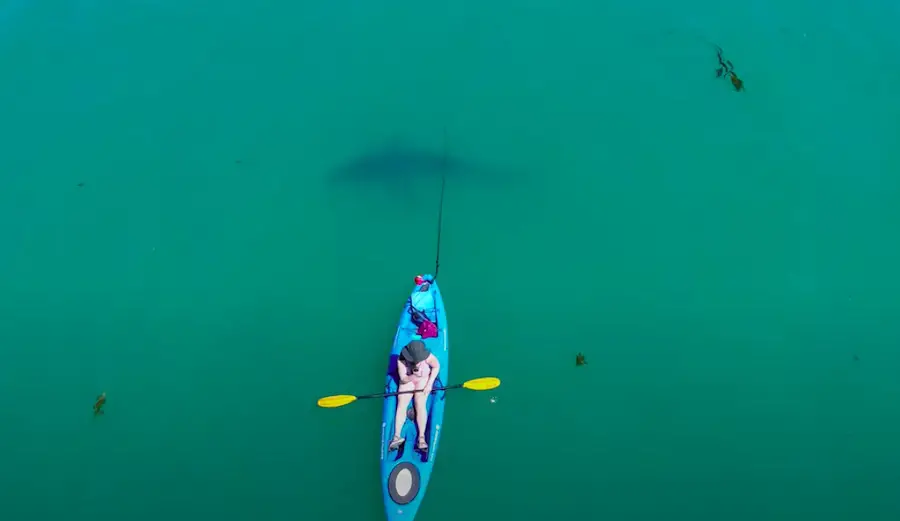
[{"left": 2, "top": 0, "right": 899, "bottom": 519}]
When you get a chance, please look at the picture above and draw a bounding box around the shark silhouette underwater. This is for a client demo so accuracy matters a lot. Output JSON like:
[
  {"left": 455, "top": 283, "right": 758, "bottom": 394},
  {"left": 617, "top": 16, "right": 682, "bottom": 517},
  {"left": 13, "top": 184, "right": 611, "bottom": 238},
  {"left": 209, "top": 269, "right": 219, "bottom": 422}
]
[{"left": 327, "top": 140, "right": 517, "bottom": 196}]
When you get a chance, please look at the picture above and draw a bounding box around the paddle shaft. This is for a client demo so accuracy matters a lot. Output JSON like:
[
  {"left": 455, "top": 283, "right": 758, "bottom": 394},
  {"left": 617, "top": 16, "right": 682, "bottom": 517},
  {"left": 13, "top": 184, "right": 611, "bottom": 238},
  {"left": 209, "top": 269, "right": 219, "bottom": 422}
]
[{"left": 358, "top": 383, "right": 461, "bottom": 401}]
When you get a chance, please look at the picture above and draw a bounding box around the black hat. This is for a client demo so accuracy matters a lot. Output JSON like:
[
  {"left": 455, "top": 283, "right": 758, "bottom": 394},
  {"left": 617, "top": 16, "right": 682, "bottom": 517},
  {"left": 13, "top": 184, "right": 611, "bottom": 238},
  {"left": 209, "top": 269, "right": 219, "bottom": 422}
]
[{"left": 400, "top": 339, "right": 430, "bottom": 365}]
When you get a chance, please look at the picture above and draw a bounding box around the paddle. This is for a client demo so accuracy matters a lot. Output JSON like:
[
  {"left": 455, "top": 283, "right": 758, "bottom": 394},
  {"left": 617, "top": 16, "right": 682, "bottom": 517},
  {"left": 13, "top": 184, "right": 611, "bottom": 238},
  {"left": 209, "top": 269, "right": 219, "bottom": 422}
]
[{"left": 317, "top": 377, "right": 501, "bottom": 408}]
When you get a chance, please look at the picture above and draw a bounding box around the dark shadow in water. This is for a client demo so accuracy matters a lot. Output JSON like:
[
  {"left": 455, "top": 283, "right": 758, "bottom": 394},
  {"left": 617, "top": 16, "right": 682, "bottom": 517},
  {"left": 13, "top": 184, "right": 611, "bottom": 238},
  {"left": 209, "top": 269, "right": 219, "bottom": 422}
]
[{"left": 326, "top": 139, "right": 520, "bottom": 197}]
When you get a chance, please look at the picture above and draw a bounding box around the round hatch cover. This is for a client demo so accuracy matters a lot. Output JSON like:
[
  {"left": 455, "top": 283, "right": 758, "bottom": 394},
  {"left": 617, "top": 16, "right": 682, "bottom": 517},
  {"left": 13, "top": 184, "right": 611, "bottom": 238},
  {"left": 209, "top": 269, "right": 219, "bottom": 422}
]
[{"left": 387, "top": 462, "right": 420, "bottom": 505}]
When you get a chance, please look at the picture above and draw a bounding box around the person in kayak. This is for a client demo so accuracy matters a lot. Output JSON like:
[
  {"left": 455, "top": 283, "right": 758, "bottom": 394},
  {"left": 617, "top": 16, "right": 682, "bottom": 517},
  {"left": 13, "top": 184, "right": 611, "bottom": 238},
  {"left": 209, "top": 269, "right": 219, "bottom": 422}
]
[{"left": 389, "top": 338, "right": 440, "bottom": 453}]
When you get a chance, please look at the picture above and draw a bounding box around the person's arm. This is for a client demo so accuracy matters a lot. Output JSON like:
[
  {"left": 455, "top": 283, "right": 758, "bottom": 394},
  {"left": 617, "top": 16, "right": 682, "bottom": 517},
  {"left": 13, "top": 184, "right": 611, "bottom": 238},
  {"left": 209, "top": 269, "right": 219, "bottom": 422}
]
[
  {"left": 397, "top": 358, "right": 412, "bottom": 384},
  {"left": 424, "top": 354, "right": 440, "bottom": 388}
]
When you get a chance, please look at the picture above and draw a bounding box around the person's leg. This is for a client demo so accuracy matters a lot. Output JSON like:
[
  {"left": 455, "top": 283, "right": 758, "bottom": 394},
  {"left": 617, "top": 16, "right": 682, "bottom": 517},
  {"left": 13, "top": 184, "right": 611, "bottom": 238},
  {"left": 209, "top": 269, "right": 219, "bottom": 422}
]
[
  {"left": 413, "top": 390, "right": 428, "bottom": 449},
  {"left": 412, "top": 367, "right": 431, "bottom": 450},
  {"left": 390, "top": 382, "right": 415, "bottom": 450}
]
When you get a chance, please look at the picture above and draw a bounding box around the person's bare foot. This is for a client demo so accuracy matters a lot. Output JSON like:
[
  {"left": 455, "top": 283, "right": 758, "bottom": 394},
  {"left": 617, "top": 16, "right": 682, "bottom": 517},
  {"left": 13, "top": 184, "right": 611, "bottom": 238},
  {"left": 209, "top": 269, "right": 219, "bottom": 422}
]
[{"left": 416, "top": 436, "right": 428, "bottom": 452}]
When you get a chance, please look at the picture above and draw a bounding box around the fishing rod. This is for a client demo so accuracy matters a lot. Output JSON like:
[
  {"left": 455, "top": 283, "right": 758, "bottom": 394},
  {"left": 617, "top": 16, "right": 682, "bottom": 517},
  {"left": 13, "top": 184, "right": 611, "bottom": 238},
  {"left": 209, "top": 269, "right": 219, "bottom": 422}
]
[
  {"left": 408, "top": 129, "right": 447, "bottom": 331},
  {"left": 433, "top": 128, "right": 447, "bottom": 280}
]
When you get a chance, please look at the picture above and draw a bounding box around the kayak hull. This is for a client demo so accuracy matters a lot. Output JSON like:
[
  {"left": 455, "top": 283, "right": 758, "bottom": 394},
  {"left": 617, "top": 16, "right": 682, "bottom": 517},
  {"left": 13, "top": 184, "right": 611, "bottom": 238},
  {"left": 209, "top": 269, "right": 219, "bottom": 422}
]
[{"left": 380, "top": 275, "right": 449, "bottom": 521}]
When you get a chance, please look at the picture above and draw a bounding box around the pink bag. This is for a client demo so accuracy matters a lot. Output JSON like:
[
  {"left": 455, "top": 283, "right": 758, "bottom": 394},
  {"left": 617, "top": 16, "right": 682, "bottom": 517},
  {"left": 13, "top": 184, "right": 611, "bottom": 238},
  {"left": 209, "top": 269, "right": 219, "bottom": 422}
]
[{"left": 416, "top": 318, "right": 438, "bottom": 339}]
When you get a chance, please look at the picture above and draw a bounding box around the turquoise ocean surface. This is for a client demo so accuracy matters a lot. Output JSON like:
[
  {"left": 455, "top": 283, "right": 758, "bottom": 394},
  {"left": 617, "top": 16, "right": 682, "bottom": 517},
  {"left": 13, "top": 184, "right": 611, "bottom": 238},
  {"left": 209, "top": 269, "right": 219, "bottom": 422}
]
[{"left": 1, "top": 0, "right": 898, "bottom": 519}]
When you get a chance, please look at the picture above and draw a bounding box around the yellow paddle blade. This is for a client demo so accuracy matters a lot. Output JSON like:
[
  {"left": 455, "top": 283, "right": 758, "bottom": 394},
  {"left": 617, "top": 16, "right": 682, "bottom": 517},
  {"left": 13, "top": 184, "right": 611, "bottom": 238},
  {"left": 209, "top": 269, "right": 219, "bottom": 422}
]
[
  {"left": 462, "top": 377, "right": 501, "bottom": 391},
  {"left": 317, "top": 395, "right": 358, "bottom": 408}
]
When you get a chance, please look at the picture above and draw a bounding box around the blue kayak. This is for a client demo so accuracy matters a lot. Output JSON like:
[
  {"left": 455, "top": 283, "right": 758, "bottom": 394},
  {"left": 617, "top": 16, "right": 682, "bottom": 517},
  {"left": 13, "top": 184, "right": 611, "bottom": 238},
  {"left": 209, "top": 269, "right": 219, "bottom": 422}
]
[{"left": 380, "top": 274, "right": 449, "bottom": 520}]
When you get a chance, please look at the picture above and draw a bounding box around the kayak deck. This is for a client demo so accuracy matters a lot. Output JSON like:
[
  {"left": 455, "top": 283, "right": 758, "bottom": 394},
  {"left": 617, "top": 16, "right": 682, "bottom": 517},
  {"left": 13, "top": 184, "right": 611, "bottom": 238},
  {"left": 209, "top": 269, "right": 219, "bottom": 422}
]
[{"left": 380, "top": 275, "right": 449, "bottom": 520}]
